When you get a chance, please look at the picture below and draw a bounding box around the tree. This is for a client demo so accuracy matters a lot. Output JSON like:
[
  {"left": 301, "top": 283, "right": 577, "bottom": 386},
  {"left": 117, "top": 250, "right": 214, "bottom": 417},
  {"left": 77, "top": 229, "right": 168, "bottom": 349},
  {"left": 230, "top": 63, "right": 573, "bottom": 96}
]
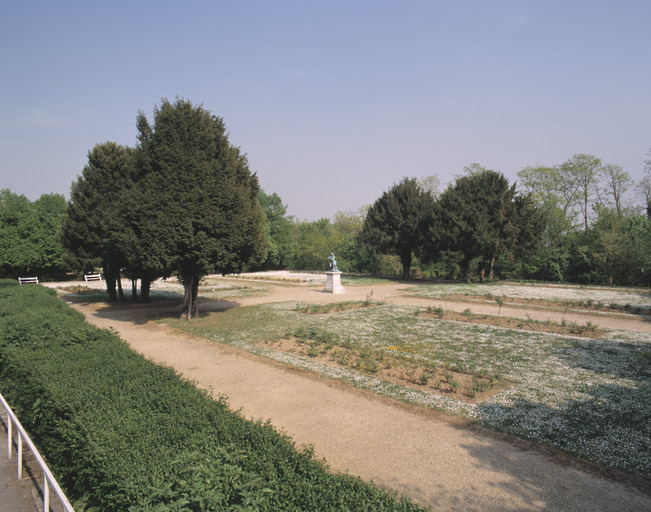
[
  {"left": 332, "top": 209, "right": 375, "bottom": 272},
  {"left": 417, "top": 175, "right": 441, "bottom": 198},
  {"left": 560, "top": 154, "right": 602, "bottom": 232},
  {"left": 518, "top": 165, "right": 579, "bottom": 218},
  {"left": 639, "top": 148, "right": 651, "bottom": 218},
  {"left": 500, "top": 192, "right": 544, "bottom": 277},
  {"left": 258, "top": 189, "right": 295, "bottom": 269},
  {"left": 432, "top": 169, "right": 540, "bottom": 283},
  {"left": 0, "top": 190, "right": 67, "bottom": 277},
  {"left": 32, "top": 193, "right": 68, "bottom": 272},
  {"left": 293, "top": 218, "right": 341, "bottom": 271},
  {"left": 591, "top": 206, "right": 629, "bottom": 285},
  {"left": 463, "top": 163, "right": 489, "bottom": 176},
  {"left": 62, "top": 142, "right": 134, "bottom": 300},
  {"left": 360, "top": 178, "right": 434, "bottom": 280},
  {"left": 133, "top": 98, "right": 266, "bottom": 320},
  {"left": 517, "top": 165, "right": 575, "bottom": 247},
  {"left": 623, "top": 214, "right": 651, "bottom": 286},
  {"left": 598, "top": 164, "right": 632, "bottom": 216}
]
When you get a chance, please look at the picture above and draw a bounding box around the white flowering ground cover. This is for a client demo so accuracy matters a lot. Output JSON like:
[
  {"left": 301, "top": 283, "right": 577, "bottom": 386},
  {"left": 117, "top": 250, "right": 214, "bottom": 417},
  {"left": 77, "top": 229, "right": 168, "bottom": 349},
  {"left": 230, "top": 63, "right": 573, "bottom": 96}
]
[
  {"left": 52, "top": 279, "right": 269, "bottom": 302},
  {"left": 224, "top": 271, "right": 397, "bottom": 287},
  {"left": 167, "top": 301, "right": 651, "bottom": 475},
  {"left": 407, "top": 283, "right": 651, "bottom": 312}
]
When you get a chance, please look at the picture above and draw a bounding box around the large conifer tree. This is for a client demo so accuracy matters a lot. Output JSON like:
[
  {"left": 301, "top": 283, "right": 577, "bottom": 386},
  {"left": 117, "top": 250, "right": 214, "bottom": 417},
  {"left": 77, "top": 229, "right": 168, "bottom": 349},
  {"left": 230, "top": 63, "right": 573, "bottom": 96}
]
[
  {"left": 133, "top": 99, "right": 266, "bottom": 319},
  {"left": 62, "top": 142, "right": 133, "bottom": 300},
  {"left": 360, "top": 178, "right": 434, "bottom": 280},
  {"left": 433, "top": 169, "right": 541, "bottom": 283}
]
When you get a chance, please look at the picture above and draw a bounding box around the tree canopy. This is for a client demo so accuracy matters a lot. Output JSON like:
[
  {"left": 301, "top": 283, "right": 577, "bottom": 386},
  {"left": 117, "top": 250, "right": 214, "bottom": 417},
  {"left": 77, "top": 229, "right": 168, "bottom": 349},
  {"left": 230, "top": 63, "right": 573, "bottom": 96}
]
[
  {"left": 360, "top": 178, "right": 434, "bottom": 279},
  {"left": 62, "top": 141, "right": 134, "bottom": 300},
  {"left": 258, "top": 190, "right": 295, "bottom": 269},
  {"left": 0, "top": 190, "right": 67, "bottom": 277},
  {"left": 133, "top": 98, "right": 266, "bottom": 319},
  {"left": 431, "top": 170, "right": 541, "bottom": 283}
]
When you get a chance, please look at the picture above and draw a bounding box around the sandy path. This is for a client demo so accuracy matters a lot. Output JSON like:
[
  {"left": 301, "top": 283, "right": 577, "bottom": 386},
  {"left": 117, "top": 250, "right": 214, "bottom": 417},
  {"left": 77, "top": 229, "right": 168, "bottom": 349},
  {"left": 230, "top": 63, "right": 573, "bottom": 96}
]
[{"left": 69, "top": 282, "right": 651, "bottom": 511}]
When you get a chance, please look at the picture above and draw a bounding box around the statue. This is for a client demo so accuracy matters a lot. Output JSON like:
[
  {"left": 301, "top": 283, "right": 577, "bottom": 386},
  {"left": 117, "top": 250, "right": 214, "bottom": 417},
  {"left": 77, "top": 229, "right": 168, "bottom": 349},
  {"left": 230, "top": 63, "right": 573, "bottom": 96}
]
[
  {"left": 324, "top": 252, "right": 344, "bottom": 293},
  {"left": 328, "top": 253, "right": 338, "bottom": 272}
]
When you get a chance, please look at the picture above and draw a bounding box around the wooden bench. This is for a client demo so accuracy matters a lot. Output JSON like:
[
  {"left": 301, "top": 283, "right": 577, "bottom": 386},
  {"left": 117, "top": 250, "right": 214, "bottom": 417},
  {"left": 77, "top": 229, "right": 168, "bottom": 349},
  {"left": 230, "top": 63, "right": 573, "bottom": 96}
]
[
  {"left": 18, "top": 277, "right": 38, "bottom": 284},
  {"left": 84, "top": 273, "right": 102, "bottom": 282}
]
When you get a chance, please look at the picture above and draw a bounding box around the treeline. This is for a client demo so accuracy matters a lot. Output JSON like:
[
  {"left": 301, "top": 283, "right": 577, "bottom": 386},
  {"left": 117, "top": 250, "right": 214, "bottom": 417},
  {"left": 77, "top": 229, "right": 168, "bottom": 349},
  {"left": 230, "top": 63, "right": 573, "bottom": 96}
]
[
  {"left": 259, "top": 155, "right": 651, "bottom": 287},
  {"left": 0, "top": 280, "right": 425, "bottom": 511}
]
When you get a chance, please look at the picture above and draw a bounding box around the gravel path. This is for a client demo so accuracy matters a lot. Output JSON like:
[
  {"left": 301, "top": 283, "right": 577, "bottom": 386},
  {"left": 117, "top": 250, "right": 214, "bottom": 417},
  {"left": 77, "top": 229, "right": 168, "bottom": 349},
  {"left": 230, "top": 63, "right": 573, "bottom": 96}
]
[{"left": 67, "top": 279, "right": 651, "bottom": 511}]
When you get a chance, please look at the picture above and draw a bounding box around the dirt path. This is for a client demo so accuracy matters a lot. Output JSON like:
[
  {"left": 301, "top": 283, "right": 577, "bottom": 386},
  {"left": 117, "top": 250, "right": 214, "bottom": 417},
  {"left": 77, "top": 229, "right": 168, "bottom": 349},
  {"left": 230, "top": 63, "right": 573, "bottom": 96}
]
[{"left": 69, "top": 282, "right": 651, "bottom": 511}]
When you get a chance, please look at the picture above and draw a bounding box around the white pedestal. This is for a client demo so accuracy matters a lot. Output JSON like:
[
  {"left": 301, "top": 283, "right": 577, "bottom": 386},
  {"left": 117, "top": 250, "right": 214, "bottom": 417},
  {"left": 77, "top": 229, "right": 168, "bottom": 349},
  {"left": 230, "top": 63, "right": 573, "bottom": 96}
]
[{"left": 324, "top": 271, "right": 345, "bottom": 294}]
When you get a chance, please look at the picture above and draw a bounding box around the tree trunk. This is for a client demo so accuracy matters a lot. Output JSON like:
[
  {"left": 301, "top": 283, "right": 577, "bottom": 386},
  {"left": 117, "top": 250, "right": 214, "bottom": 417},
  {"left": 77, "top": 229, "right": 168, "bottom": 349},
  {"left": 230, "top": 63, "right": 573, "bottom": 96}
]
[
  {"left": 116, "top": 269, "right": 125, "bottom": 301},
  {"left": 104, "top": 262, "right": 117, "bottom": 301},
  {"left": 181, "top": 274, "right": 194, "bottom": 320},
  {"left": 140, "top": 278, "right": 151, "bottom": 301},
  {"left": 489, "top": 250, "right": 496, "bottom": 281},
  {"left": 464, "top": 257, "right": 472, "bottom": 284},
  {"left": 191, "top": 277, "right": 199, "bottom": 317},
  {"left": 584, "top": 190, "right": 589, "bottom": 233},
  {"left": 131, "top": 278, "right": 138, "bottom": 301},
  {"left": 400, "top": 249, "right": 412, "bottom": 280}
]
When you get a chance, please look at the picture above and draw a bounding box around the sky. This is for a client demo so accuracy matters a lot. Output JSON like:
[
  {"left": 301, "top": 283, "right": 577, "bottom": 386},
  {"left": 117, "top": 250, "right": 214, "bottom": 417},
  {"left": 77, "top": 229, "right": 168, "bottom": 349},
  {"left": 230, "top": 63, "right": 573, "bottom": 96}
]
[{"left": 1, "top": 0, "right": 650, "bottom": 221}]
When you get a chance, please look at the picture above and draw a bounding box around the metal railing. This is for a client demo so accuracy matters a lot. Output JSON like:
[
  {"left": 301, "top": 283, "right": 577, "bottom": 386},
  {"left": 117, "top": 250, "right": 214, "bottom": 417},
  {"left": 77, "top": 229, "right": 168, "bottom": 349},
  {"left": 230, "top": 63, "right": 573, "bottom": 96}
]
[{"left": 1, "top": 391, "right": 75, "bottom": 512}]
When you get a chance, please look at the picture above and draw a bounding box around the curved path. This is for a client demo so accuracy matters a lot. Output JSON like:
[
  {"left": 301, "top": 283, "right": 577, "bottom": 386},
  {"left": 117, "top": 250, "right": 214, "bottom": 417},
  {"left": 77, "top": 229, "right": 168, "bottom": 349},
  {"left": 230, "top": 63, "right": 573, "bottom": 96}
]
[{"left": 67, "top": 280, "right": 651, "bottom": 511}]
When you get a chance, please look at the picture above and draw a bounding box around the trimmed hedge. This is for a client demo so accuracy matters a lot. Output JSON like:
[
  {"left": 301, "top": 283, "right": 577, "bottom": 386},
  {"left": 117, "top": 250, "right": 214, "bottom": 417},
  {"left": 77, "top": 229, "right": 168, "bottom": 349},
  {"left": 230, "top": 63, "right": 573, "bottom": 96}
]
[{"left": 0, "top": 284, "right": 427, "bottom": 511}]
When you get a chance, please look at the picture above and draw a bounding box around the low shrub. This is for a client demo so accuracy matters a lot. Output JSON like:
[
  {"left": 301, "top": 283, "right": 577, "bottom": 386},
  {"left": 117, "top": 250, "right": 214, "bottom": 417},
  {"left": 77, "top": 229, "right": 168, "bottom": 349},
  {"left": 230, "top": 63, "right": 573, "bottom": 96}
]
[{"left": 0, "top": 285, "right": 425, "bottom": 511}]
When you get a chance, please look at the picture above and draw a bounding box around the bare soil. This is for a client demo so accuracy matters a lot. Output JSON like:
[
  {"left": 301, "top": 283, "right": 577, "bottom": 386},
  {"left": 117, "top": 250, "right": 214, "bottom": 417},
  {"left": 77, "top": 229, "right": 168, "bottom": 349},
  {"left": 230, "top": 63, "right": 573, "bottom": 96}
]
[
  {"left": 261, "top": 336, "right": 508, "bottom": 403},
  {"left": 60, "top": 277, "right": 651, "bottom": 512}
]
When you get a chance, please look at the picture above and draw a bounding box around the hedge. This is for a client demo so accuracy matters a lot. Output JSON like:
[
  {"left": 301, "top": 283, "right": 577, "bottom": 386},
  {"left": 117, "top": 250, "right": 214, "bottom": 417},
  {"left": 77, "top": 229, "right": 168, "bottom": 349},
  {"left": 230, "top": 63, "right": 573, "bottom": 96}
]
[{"left": 0, "top": 283, "right": 427, "bottom": 511}]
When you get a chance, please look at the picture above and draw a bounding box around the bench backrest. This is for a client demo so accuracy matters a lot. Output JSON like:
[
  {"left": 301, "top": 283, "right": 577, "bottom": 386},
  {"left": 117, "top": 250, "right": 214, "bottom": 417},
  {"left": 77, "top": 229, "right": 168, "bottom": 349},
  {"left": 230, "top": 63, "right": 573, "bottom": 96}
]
[
  {"left": 18, "top": 277, "right": 38, "bottom": 284},
  {"left": 84, "top": 273, "right": 102, "bottom": 281}
]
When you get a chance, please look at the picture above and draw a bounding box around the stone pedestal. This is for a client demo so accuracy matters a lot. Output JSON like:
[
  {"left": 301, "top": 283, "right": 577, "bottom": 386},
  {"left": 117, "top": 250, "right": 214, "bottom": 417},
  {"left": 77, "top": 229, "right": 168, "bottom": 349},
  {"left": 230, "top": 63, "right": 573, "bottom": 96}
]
[{"left": 324, "top": 271, "right": 345, "bottom": 294}]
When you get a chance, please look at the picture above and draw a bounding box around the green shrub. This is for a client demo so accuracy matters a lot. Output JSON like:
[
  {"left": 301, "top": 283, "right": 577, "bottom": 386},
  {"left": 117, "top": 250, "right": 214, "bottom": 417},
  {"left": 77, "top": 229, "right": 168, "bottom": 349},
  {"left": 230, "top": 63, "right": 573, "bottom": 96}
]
[{"left": 0, "top": 285, "right": 425, "bottom": 511}]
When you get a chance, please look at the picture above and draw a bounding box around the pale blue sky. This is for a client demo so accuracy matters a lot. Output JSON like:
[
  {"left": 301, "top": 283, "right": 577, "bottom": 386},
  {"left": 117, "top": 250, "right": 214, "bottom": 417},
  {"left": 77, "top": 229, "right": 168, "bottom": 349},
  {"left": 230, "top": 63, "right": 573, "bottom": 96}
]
[{"left": 1, "top": 0, "right": 650, "bottom": 220}]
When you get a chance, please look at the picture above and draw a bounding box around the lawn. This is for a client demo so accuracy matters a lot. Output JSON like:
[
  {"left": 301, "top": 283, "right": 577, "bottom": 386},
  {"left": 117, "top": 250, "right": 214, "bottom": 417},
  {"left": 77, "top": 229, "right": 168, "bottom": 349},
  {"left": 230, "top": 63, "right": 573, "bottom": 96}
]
[
  {"left": 164, "top": 298, "right": 651, "bottom": 475},
  {"left": 55, "top": 279, "right": 269, "bottom": 303}
]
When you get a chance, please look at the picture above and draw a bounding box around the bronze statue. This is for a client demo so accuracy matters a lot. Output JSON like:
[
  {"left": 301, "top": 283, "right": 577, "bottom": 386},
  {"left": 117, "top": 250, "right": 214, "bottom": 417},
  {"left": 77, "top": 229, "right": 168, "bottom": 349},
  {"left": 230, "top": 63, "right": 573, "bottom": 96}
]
[{"left": 328, "top": 253, "right": 338, "bottom": 272}]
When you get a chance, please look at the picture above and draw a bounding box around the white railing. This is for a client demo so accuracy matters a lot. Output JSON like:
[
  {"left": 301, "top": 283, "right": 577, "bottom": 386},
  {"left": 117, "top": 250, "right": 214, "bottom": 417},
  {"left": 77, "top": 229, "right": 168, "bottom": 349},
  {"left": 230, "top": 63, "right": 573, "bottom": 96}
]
[{"left": 1, "top": 391, "right": 75, "bottom": 512}]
